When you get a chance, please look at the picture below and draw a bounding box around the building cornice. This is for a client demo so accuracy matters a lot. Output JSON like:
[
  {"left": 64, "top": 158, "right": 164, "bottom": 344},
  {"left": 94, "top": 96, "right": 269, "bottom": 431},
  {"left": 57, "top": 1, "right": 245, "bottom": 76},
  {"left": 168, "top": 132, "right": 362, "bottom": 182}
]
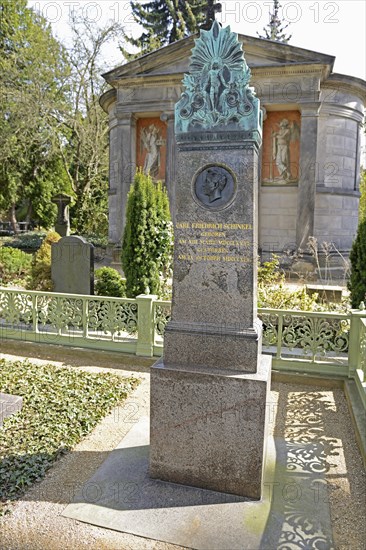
[
  {"left": 322, "top": 73, "right": 366, "bottom": 103},
  {"left": 106, "top": 63, "right": 328, "bottom": 90},
  {"left": 102, "top": 32, "right": 335, "bottom": 84},
  {"left": 99, "top": 88, "right": 117, "bottom": 113},
  {"left": 319, "top": 103, "right": 364, "bottom": 122}
]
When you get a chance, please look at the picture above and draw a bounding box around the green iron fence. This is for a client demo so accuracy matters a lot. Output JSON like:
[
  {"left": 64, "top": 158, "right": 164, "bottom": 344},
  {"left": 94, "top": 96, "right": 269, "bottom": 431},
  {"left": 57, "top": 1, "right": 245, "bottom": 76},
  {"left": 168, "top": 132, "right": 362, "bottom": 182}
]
[
  {"left": 0, "top": 287, "right": 365, "bottom": 403},
  {"left": 259, "top": 308, "right": 350, "bottom": 377},
  {"left": 353, "top": 315, "right": 366, "bottom": 409},
  {"left": 0, "top": 288, "right": 140, "bottom": 354}
]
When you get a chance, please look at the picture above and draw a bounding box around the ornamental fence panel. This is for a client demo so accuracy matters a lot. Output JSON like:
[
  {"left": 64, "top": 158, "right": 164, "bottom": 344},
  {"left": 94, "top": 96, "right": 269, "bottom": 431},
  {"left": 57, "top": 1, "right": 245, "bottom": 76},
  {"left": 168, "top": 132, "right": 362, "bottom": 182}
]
[
  {"left": 0, "top": 288, "right": 138, "bottom": 354},
  {"left": 354, "top": 316, "right": 366, "bottom": 409},
  {"left": 0, "top": 288, "right": 364, "bottom": 386},
  {"left": 259, "top": 308, "right": 351, "bottom": 377}
]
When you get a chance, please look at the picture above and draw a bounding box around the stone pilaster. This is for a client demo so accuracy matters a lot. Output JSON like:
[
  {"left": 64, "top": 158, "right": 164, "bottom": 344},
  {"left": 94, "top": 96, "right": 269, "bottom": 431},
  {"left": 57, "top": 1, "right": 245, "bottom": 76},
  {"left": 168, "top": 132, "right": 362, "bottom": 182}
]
[
  {"left": 108, "top": 113, "right": 136, "bottom": 244},
  {"left": 296, "top": 103, "right": 321, "bottom": 250},
  {"left": 161, "top": 112, "right": 176, "bottom": 222}
]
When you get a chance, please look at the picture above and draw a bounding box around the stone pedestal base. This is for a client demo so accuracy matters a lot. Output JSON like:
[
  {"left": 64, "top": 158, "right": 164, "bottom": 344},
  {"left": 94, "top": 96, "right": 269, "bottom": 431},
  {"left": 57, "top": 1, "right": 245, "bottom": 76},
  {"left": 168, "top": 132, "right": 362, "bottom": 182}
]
[
  {"left": 164, "top": 321, "right": 261, "bottom": 373},
  {"left": 149, "top": 355, "right": 271, "bottom": 500}
]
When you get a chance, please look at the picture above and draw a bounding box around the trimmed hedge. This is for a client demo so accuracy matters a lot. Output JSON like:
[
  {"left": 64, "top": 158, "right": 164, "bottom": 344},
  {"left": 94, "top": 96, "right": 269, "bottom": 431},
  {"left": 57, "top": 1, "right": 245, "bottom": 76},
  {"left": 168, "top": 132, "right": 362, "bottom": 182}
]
[{"left": 95, "top": 267, "right": 126, "bottom": 297}]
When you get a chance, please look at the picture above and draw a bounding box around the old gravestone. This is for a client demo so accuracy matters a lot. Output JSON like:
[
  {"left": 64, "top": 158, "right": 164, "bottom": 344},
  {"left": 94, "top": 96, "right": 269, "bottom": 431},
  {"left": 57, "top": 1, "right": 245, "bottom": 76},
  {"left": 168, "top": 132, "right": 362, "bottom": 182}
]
[
  {"left": 149, "top": 22, "right": 271, "bottom": 499},
  {"left": 51, "top": 193, "right": 71, "bottom": 237},
  {"left": 51, "top": 236, "right": 94, "bottom": 295}
]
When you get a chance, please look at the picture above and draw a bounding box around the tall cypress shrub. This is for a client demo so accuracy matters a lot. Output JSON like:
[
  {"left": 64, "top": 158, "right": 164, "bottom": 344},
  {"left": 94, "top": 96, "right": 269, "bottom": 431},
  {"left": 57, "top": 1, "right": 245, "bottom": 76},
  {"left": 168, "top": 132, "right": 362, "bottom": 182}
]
[
  {"left": 348, "top": 218, "right": 366, "bottom": 308},
  {"left": 121, "top": 171, "right": 172, "bottom": 298}
]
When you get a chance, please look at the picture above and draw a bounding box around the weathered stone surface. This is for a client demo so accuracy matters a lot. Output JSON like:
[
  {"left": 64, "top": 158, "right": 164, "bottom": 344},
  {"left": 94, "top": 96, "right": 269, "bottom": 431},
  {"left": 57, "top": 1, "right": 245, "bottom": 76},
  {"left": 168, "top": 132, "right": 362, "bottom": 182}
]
[
  {"left": 163, "top": 320, "right": 261, "bottom": 373},
  {"left": 149, "top": 22, "right": 270, "bottom": 501},
  {"left": 51, "top": 236, "right": 94, "bottom": 295},
  {"left": 306, "top": 284, "right": 343, "bottom": 303},
  {"left": 150, "top": 355, "right": 271, "bottom": 499},
  {"left": 0, "top": 392, "right": 23, "bottom": 426},
  {"left": 172, "top": 148, "right": 259, "bottom": 325}
]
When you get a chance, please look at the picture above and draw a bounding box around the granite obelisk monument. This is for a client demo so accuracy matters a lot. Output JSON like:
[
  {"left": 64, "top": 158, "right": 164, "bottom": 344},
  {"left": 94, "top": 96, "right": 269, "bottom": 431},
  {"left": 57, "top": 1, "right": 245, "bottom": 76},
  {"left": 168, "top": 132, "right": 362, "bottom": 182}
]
[{"left": 150, "top": 21, "right": 271, "bottom": 500}]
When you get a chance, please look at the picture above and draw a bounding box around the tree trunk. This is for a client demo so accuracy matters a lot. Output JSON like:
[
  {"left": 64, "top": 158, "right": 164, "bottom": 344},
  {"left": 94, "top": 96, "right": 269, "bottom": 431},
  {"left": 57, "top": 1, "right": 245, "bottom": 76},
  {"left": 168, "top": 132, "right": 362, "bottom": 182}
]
[
  {"left": 25, "top": 200, "right": 33, "bottom": 227},
  {"left": 9, "top": 203, "right": 19, "bottom": 234}
]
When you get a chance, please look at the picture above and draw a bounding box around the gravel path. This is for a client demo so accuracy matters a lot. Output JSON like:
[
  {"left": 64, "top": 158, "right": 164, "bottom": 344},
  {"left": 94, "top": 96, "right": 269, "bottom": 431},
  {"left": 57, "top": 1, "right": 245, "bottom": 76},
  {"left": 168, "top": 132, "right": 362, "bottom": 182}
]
[{"left": 0, "top": 342, "right": 365, "bottom": 550}]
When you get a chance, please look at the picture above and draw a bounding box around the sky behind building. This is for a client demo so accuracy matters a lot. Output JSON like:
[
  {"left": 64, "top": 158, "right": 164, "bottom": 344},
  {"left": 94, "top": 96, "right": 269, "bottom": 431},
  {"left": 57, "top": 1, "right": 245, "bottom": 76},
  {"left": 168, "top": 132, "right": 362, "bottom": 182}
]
[{"left": 28, "top": 0, "right": 366, "bottom": 81}]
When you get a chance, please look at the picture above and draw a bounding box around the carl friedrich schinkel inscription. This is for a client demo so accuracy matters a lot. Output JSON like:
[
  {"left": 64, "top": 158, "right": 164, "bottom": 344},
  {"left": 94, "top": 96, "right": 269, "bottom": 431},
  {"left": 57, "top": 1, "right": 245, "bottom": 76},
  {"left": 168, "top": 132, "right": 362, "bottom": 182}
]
[
  {"left": 194, "top": 165, "right": 236, "bottom": 209},
  {"left": 176, "top": 221, "right": 252, "bottom": 263}
]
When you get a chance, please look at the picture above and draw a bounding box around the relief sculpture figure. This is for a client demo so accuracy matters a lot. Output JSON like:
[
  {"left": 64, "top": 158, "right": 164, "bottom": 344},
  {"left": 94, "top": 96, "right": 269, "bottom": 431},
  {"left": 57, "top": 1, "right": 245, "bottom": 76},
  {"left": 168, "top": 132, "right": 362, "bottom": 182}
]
[
  {"left": 204, "top": 60, "right": 227, "bottom": 112},
  {"left": 203, "top": 167, "right": 228, "bottom": 202},
  {"left": 272, "top": 118, "right": 300, "bottom": 183},
  {"left": 141, "top": 124, "right": 161, "bottom": 178}
]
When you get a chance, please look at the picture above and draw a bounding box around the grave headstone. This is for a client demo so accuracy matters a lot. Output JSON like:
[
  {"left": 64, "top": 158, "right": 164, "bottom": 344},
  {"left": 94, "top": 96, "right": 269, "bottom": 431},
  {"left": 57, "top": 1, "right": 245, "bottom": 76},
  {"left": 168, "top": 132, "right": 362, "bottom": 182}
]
[
  {"left": 52, "top": 193, "right": 71, "bottom": 237},
  {"left": 149, "top": 22, "right": 271, "bottom": 499},
  {"left": 51, "top": 236, "right": 94, "bottom": 295},
  {"left": 0, "top": 392, "right": 23, "bottom": 426}
]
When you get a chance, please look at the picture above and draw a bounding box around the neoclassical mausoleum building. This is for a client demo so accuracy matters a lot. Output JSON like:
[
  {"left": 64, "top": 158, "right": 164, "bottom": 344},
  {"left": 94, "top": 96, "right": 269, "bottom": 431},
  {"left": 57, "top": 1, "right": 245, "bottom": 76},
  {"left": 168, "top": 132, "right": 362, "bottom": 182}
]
[{"left": 100, "top": 33, "right": 365, "bottom": 269}]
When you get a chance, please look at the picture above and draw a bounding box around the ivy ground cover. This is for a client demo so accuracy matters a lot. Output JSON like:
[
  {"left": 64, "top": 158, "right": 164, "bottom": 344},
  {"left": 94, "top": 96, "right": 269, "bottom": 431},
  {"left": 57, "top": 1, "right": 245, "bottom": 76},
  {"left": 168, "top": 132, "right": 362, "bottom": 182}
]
[{"left": 0, "top": 359, "right": 139, "bottom": 515}]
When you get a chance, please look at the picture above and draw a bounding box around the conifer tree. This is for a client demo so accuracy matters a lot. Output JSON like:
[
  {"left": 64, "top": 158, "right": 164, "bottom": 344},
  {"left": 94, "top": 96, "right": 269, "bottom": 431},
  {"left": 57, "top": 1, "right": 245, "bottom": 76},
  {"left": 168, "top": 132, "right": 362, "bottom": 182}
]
[
  {"left": 359, "top": 170, "right": 366, "bottom": 222},
  {"left": 121, "top": 171, "right": 173, "bottom": 297},
  {"left": 348, "top": 219, "right": 366, "bottom": 308},
  {"left": 120, "top": 0, "right": 205, "bottom": 60},
  {"left": 257, "top": 0, "right": 292, "bottom": 43}
]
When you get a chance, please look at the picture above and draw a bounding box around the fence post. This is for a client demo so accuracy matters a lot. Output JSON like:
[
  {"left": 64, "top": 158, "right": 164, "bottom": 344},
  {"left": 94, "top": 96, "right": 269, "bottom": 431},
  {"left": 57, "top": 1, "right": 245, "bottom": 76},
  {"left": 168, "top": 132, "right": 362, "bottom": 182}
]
[
  {"left": 136, "top": 294, "right": 157, "bottom": 357},
  {"left": 32, "top": 293, "right": 38, "bottom": 333},
  {"left": 82, "top": 297, "right": 88, "bottom": 339},
  {"left": 348, "top": 309, "right": 362, "bottom": 378}
]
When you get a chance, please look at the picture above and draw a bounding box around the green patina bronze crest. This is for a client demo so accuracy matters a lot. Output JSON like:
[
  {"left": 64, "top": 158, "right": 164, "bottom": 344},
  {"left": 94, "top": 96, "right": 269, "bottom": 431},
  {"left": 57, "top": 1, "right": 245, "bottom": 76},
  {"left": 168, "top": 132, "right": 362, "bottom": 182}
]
[{"left": 175, "top": 21, "right": 261, "bottom": 140}]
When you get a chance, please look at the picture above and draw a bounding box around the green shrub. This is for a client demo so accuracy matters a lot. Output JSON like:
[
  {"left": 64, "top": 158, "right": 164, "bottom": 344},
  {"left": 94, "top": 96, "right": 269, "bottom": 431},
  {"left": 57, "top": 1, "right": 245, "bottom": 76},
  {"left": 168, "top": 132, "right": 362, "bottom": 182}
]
[
  {"left": 348, "top": 218, "right": 366, "bottom": 308},
  {"left": 29, "top": 231, "right": 61, "bottom": 291},
  {"left": 0, "top": 247, "right": 32, "bottom": 285},
  {"left": 121, "top": 171, "right": 173, "bottom": 298},
  {"left": 95, "top": 267, "right": 126, "bottom": 297},
  {"left": 258, "top": 255, "right": 318, "bottom": 310},
  {"left": 258, "top": 283, "right": 318, "bottom": 311},
  {"left": 80, "top": 233, "right": 108, "bottom": 249},
  {"left": 258, "top": 255, "right": 285, "bottom": 286},
  {"left": 3, "top": 231, "right": 46, "bottom": 252}
]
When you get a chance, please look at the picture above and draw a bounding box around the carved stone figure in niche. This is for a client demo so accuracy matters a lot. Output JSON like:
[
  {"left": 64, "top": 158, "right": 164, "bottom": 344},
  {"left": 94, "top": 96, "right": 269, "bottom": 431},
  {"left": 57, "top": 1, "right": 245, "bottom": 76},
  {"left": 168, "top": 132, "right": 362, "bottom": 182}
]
[
  {"left": 140, "top": 124, "right": 162, "bottom": 178},
  {"left": 203, "top": 167, "right": 228, "bottom": 202},
  {"left": 272, "top": 118, "right": 300, "bottom": 183}
]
